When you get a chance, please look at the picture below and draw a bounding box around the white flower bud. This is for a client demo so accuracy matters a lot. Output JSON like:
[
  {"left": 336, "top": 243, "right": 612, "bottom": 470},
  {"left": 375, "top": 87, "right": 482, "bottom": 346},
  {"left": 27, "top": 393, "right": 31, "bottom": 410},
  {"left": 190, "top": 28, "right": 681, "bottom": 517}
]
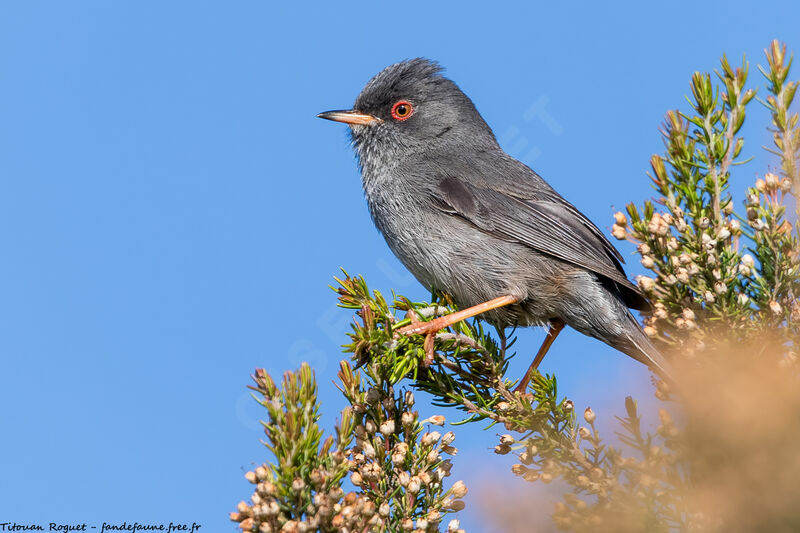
[
  {"left": 448, "top": 519, "right": 460, "bottom": 532},
  {"left": 637, "top": 276, "right": 655, "bottom": 291},
  {"left": 450, "top": 480, "right": 468, "bottom": 498},
  {"left": 407, "top": 476, "right": 421, "bottom": 494},
  {"left": 611, "top": 224, "right": 627, "bottom": 240},
  {"left": 741, "top": 254, "right": 755, "bottom": 267},
  {"left": 770, "top": 301, "right": 782, "bottom": 314},
  {"left": 380, "top": 420, "right": 395, "bottom": 436},
  {"left": 578, "top": 427, "right": 591, "bottom": 439},
  {"left": 584, "top": 407, "right": 595, "bottom": 423},
  {"left": 422, "top": 431, "right": 441, "bottom": 446},
  {"left": 647, "top": 214, "right": 661, "bottom": 234},
  {"left": 361, "top": 440, "right": 375, "bottom": 459},
  {"left": 722, "top": 200, "right": 734, "bottom": 215},
  {"left": 427, "top": 415, "right": 446, "bottom": 426},
  {"left": 441, "top": 431, "right": 456, "bottom": 445},
  {"left": 614, "top": 211, "right": 628, "bottom": 226},
  {"left": 404, "top": 390, "right": 415, "bottom": 406},
  {"left": 499, "top": 434, "right": 515, "bottom": 445},
  {"left": 738, "top": 293, "right": 749, "bottom": 305},
  {"left": 382, "top": 397, "right": 395, "bottom": 411},
  {"left": 765, "top": 173, "right": 779, "bottom": 189}
]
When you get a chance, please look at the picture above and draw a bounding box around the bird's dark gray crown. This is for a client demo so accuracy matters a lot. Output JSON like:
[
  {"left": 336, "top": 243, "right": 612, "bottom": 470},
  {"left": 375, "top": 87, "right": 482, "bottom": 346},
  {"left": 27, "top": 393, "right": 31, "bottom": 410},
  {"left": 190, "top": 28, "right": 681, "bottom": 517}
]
[
  {"left": 349, "top": 59, "right": 498, "bottom": 166},
  {"left": 354, "top": 58, "right": 448, "bottom": 116}
]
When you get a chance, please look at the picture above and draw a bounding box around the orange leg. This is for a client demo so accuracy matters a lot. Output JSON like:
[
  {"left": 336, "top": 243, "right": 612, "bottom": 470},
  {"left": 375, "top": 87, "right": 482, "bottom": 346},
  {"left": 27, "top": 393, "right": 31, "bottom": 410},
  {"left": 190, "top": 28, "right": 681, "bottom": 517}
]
[
  {"left": 514, "top": 319, "right": 565, "bottom": 393},
  {"left": 396, "top": 295, "right": 519, "bottom": 336}
]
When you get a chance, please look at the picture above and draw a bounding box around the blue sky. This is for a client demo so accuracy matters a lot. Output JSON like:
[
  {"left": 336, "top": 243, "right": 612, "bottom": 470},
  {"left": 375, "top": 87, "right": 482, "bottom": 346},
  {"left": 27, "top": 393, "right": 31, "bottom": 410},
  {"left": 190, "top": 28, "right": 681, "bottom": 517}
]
[{"left": 1, "top": 1, "right": 797, "bottom": 531}]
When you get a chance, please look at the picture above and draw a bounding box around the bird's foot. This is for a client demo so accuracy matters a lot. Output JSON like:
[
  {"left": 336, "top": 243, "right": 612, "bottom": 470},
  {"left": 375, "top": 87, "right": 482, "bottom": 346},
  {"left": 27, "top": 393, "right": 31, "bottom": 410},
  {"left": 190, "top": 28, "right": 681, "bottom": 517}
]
[
  {"left": 398, "top": 310, "right": 438, "bottom": 366},
  {"left": 423, "top": 333, "right": 435, "bottom": 366},
  {"left": 397, "top": 295, "right": 520, "bottom": 368}
]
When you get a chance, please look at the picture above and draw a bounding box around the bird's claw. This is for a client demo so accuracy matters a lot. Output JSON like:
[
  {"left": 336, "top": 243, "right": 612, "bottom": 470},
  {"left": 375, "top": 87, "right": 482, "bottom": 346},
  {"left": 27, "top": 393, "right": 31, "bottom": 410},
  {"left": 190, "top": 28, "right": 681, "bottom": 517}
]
[
  {"left": 395, "top": 310, "right": 438, "bottom": 366},
  {"left": 423, "top": 333, "right": 435, "bottom": 366}
]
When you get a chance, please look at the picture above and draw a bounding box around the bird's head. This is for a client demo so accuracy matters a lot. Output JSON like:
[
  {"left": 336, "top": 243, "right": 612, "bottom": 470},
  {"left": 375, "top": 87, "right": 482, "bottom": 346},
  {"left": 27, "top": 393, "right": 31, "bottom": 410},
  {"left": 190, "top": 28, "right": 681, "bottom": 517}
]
[{"left": 318, "top": 59, "right": 498, "bottom": 171}]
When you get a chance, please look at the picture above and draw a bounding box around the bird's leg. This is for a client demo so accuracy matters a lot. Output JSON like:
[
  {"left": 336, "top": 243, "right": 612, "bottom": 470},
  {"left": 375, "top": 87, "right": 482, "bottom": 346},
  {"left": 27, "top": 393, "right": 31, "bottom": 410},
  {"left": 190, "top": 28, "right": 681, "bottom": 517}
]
[
  {"left": 514, "top": 319, "right": 565, "bottom": 393},
  {"left": 396, "top": 295, "right": 519, "bottom": 336}
]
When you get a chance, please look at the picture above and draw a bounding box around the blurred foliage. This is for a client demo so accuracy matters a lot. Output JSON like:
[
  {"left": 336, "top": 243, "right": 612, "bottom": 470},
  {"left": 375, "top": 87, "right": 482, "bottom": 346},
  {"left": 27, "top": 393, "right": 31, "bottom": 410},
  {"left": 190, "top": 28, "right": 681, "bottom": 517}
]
[{"left": 233, "top": 41, "right": 799, "bottom": 532}]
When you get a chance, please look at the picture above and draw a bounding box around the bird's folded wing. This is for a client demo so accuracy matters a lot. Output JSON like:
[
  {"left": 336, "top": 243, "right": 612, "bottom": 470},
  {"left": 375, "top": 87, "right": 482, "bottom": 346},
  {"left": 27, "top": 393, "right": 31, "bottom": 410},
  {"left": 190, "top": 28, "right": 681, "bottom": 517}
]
[{"left": 434, "top": 175, "right": 646, "bottom": 306}]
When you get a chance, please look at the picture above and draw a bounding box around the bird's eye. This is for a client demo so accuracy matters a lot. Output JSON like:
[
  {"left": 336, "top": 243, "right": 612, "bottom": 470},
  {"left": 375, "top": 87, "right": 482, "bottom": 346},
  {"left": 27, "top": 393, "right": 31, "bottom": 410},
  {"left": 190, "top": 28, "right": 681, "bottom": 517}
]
[{"left": 391, "top": 100, "right": 414, "bottom": 121}]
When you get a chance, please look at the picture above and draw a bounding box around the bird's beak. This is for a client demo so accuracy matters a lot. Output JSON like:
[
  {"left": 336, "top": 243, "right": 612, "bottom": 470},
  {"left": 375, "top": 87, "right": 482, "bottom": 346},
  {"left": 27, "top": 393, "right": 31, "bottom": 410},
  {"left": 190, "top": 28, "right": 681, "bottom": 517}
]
[{"left": 317, "top": 109, "right": 382, "bottom": 126}]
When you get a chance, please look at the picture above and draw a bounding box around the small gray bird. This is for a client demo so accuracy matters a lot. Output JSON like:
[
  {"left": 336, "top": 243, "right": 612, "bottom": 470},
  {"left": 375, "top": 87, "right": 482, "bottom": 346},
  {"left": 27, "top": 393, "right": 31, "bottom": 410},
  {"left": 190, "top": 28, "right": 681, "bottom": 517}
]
[{"left": 319, "top": 59, "right": 670, "bottom": 389}]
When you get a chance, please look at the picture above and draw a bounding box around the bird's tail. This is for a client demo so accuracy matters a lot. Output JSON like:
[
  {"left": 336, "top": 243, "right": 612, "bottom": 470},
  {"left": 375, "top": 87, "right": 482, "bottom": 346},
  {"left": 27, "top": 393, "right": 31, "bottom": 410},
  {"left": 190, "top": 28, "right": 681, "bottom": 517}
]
[{"left": 616, "top": 311, "right": 674, "bottom": 382}]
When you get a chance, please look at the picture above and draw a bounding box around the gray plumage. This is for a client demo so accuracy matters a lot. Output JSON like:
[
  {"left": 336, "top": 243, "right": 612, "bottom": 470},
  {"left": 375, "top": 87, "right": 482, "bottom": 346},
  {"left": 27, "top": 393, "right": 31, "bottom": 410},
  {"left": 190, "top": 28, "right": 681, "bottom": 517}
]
[{"left": 323, "top": 58, "right": 670, "bottom": 378}]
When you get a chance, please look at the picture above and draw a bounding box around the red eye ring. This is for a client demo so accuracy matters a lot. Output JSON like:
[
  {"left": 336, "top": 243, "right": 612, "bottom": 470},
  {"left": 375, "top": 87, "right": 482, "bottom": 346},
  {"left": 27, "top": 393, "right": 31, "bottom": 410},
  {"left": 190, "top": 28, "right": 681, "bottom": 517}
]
[{"left": 391, "top": 100, "right": 414, "bottom": 121}]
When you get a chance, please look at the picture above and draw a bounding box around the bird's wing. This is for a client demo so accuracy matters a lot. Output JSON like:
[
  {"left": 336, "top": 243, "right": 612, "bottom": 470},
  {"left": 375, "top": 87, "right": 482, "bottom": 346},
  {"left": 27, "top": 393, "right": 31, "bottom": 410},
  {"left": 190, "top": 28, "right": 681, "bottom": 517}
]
[{"left": 433, "top": 173, "right": 648, "bottom": 309}]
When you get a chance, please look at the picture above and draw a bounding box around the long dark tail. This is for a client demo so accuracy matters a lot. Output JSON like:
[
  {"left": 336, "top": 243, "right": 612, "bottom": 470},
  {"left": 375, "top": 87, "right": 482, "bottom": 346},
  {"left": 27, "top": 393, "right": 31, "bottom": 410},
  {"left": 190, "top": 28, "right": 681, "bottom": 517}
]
[{"left": 615, "top": 310, "right": 674, "bottom": 382}]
